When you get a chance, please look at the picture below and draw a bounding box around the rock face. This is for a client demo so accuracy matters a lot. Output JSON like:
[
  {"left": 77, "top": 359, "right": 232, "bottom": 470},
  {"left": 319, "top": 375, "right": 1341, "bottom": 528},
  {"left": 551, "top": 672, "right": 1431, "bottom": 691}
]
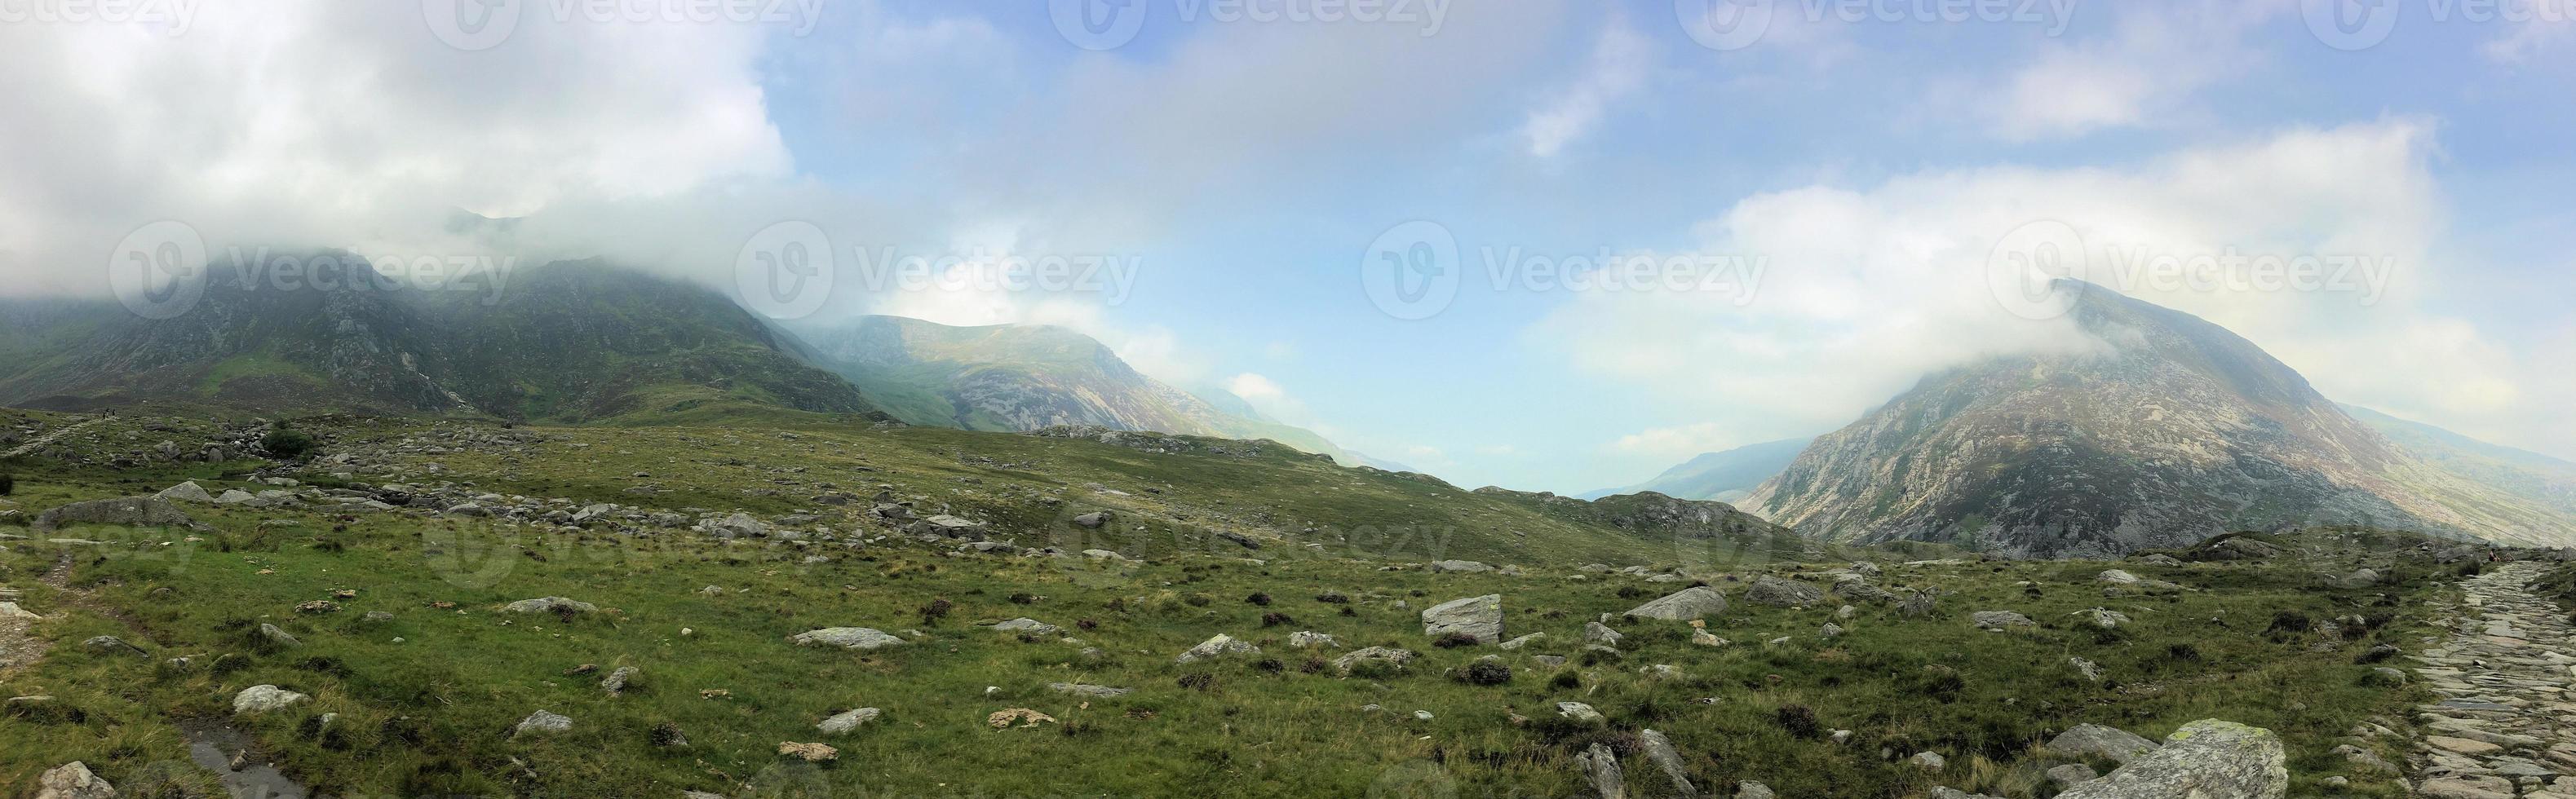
[
  {"left": 1421, "top": 594, "right": 1503, "bottom": 643},
  {"left": 35, "top": 762, "right": 116, "bottom": 799},
  {"left": 2056, "top": 720, "right": 2286, "bottom": 799},
  {"left": 232, "top": 685, "right": 310, "bottom": 714},
  {"left": 1743, "top": 280, "right": 2576, "bottom": 554},
  {"left": 1625, "top": 586, "right": 1729, "bottom": 620},
  {"left": 32, "top": 497, "right": 203, "bottom": 532},
  {"left": 790, "top": 627, "right": 906, "bottom": 651}
]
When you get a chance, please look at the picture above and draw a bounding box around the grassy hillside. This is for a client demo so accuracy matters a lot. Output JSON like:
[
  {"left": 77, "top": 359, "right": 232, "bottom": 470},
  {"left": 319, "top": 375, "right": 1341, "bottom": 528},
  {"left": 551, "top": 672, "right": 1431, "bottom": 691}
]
[{"left": 0, "top": 408, "right": 2447, "bottom": 798}]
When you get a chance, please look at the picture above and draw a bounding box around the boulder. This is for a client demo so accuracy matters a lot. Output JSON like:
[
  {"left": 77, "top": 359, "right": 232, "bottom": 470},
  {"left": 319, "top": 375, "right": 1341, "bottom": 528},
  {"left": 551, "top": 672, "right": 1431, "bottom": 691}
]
[
  {"left": 1421, "top": 594, "right": 1503, "bottom": 643},
  {"left": 1743, "top": 576, "right": 1824, "bottom": 607},
  {"left": 502, "top": 597, "right": 599, "bottom": 615},
  {"left": 1331, "top": 646, "right": 1418, "bottom": 673},
  {"left": 2056, "top": 720, "right": 2285, "bottom": 799},
  {"left": 1577, "top": 742, "right": 1626, "bottom": 799},
  {"left": 1625, "top": 586, "right": 1729, "bottom": 620},
  {"left": 1972, "top": 611, "right": 2036, "bottom": 631},
  {"left": 817, "top": 707, "right": 882, "bottom": 734},
  {"left": 514, "top": 710, "right": 573, "bottom": 737},
  {"left": 1556, "top": 701, "right": 1604, "bottom": 722},
  {"left": 700, "top": 512, "right": 768, "bottom": 539},
  {"left": 1175, "top": 633, "right": 1259, "bottom": 664},
  {"left": 1735, "top": 783, "right": 1776, "bottom": 799},
  {"left": 1583, "top": 621, "right": 1624, "bottom": 646},
  {"left": 1072, "top": 511, "right": 1113, "bottom": 528},
  {"left": 232, "top": 685, "right": 309, "bottom": 714},
  {"left": 1498, "top": 633, "right": 1547, "bottom": 650},
  {"left": 258, "top": 623, "right": 301, "bottom": 647},
  {"left": 1, "top": 602, "right": 44, "bottom": 620},
  {"left": 990, "top": 617, "right": 1060, "bottom": 636},
  {"left": 2338, "top": 568, "right": 2381, "bottom": 589},
  {"left": 2045, "top": 723, "right": 2161, "bottom": 764},
  {"left": 1427, "top": 559, "right": 1494, "bottom": 573},
  {"left": 601, "top": 666, "right": 640, "bottom": 695},
  {"left": 34, "top": 761, "right": 116, "bottom": 799},
  {"left": 154, "top": 481, "right": 215, "bottom": 503},
  {"left": 1048, "top": 682, "right": 1133, "bottom": 698},
  {"left": 1638, "top": 729, "right": 1696, "bottom": 797},
  {"left": 908, "top": 514, "right": 987, "bottom": 540},
  {"left": 1288, "top": 630, "right": 1340, "bottom": 648},
  {"left": 790, "top": 627, "right": 906, "bottom": 651},
  {"left": 32, "top": 497, "right": 203, "bottom": 532}
]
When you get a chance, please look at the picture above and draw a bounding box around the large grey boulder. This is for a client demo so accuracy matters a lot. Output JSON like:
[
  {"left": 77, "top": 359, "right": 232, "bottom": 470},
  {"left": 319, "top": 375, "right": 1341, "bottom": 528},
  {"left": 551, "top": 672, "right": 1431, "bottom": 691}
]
[
  {"left": 790, "top": 627, "right": 906, "bottom": 651},
  {"left": 1743, "top": 577, "right": 1824, "bottom": 607},
  {"left": 1421, "top": 594, "right": 1503, "bottom": 643},
  {"left": 700, "top": 512, "right": 768, "bottom": 538},
  {"left": 33, "top": 497, "right": 204, "bottom": 532},
  {"left": 2045, "top": 723, "right": 2161, "bottom": 763},
  {"left": 2056, "top": 720, "right": 2286, "bottom": 799},
  {"left": 991, "top": 617, "right": 1060, "bottom": 636},
  {"left": 1626, "top": 586, "right": 1729, "bottom": 620},
  {"left": 232, "top": 685, "right": 309, "bottom": 714},
  {"left": 1332, "top": 646, "right": 1419, "bottom": 674},
  {"left": 34, "top": 761, "right": 116, "bottom": 799}
]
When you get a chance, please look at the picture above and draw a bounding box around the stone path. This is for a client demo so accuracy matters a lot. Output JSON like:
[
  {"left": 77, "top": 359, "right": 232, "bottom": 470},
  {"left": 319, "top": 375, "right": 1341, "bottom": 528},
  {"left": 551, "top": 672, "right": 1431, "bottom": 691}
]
[{"left": 2410, "top": 562, "right": 2576, "bottom": 798}]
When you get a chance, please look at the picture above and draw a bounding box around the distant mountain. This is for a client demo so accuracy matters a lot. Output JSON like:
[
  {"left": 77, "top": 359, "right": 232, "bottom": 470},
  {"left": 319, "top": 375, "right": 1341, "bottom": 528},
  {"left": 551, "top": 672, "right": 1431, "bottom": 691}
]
[
  {"left": 1742, "top": 280, "right": 2575, "bottom": 556},
  {"left": 798, "top": 316, "right": 1348, "bottom": 460},
  {"left": 1582, "top": 437, "right": 1812, "bottom": 502},
  {"left": 0, "top": 258, "right": 876, "bottom": 422},
  {"left": 2344, "top": 404, "right": 2576, "bottom": 521}
]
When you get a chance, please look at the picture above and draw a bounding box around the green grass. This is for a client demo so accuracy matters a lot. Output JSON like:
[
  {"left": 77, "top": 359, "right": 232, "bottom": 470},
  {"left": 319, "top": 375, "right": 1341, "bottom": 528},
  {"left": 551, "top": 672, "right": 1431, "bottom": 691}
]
[{"left": 0, "top": 409, "right": 2445, "bottom": 797}]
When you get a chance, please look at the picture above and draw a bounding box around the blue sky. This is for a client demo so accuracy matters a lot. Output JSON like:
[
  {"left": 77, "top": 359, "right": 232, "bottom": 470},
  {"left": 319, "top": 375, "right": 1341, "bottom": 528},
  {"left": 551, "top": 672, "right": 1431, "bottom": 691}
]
[{"left": 2, "top": 0, "right": 2569, "bottom": 492}]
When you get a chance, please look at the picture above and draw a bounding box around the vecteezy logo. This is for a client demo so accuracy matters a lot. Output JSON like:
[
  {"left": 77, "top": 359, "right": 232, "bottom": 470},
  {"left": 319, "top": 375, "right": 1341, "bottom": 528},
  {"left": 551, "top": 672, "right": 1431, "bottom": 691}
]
[
  {"left": 108, "top": 220, "right": 209, "bottom": 320},
  {"left": 1675, "top": 0, "right": 1775, "bottom": 51},
  {"left": 2303, "top": 0, "right": 2401, "bottom": 51},
  {"left": 735, "top": 221, "right": 835, "bottom": 320},
  {"left": 1985, "top": 219, "right": 2091, "bottom": 321},
  {"left": 1051, "top": 0, "right": 1147, "bottom": 51},
  {"left": 424, "top": 0, "right": 520, "bottom": 51},
  {"left": 1361, "top": 221, "right": 1460, "bottom": 320}
]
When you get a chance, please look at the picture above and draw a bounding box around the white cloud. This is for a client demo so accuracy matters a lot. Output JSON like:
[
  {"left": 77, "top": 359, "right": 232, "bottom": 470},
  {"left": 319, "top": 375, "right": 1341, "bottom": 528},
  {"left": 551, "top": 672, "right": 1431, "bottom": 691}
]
[
  {"left": 1977, "top": 2, "right": 2277, "bottom": 141},
  {"left": 1225, "top": 373, "right": 1287, "bottom": 403},
  {"left": 1520, "top": 19, "right": 1651, "bottom": 158},
  {"left": 1610, "top": 423, "right": 1740, "bottom": 459},
  {"left": 1536, "top": 121, "right": 2567, "bottom": 466},
  {"left": 0, "top": 6, "right": 789, "bottom": 296}
]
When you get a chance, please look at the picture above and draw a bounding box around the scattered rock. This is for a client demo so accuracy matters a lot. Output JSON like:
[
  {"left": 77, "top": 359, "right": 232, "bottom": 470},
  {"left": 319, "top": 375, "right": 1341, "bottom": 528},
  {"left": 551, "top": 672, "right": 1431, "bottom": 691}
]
[
  {"left": 1638, "top": 729, "right": 1696, "bottom": 797},
  {"left": 2044, "top": 723, "right": 2160, "bottom": 764},
  {"left": 515, "top": 710, "right": 573, "bottom": 737},
  {"left": 1048, "top": 683, "right": 1132, "bottom": 698},
  {"left": 33, "top": 497, "right": 204, "bottom": 532},
  {"left": 601, "top": 666, "right": 640, "bottom": 695},
  {"left": 1971, "top": 611, "right": 2036, "bottom": 631},
  {"left": 232, "top": 685, "right": 309, "bottom": 714},
  {"left": 1576, "top": 742, "right": 1626, "bottom": 799},
  {"left": 790, "top": 627, "right": 906, "bottom": 651},
  {"left": 2056, "top": 719, "right": 2285, "bottom": 799},
  {"left": 1331, "top": 646, "right": 1418, "bottom": 674},
  {"left": 1744, "top": 576, "right": 1824, "bottom": 607},
  {"left": 1556, "top": 702, "right": 1604, "bottom": 722},
  {"left": 986, "top": 709, "right": 1056, "bottom": 729},
  {"left": 1421, "top": 594, "right": 1503, "bottom": 643},
  {"left": 502, "top": 597, "right": 600, "bottom": 615},
  {"left": 1288, "top": 630, "right": 1340, "bottom": 648},
  {"left": 1911, "top": 751, "right": 1946, "bottom": 771},
  {"left": 154, "top": 481, "right": 215, "bottom": 503},
  {"left": 817, "top": 707, "right": 882, "bottom": 734},
  {"left": 34, "top": 761, "right": 115, "bottom": 799},
  {"left": 1175, "top": 633, "right": 1259, "bottom": 664},
  {"left": 777, "top": 741, "right": 839, "bottom": 761},
  {"left": 1427, "top": 559, "right": 1494, "bottom": 573},
  {"left": 1626, "top": 585, "right": 1728, "bottom": 620}
]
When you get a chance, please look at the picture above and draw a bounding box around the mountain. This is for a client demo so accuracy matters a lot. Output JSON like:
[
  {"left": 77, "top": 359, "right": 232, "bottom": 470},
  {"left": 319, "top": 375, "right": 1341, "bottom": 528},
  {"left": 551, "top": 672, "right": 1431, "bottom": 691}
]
[
  {"left": 1742, "top": 280, "right": 2576, "bottom": 557},
  {"left": 0, "top": 258, "right": 876, "bottom": 422},
  {"left": 2344, "top": 404, "right": 2576, "bottom": 521},
  {"left": 798, "top": 316, "right": 1348, "bottom": 459},
  {"left": 1581, "top": 437, "right": 1812, "bottom": 502}
]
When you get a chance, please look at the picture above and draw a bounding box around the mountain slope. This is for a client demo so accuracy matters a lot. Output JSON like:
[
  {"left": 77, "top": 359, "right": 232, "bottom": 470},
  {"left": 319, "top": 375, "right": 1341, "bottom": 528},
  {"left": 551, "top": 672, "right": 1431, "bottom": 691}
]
[
  {"left": 1743, "top": 280, "right": 2574, "bottom": 556},
  {"left": 799, "top": 315, "right": 1348, "bottom": 458},
  {"left": 1582, "top": 438, "right": 1812, "bottom": 502},
  {"left": 2344, "top": 404, "right": 2576, "bottom": 522},
  {"left": 0, "top": 258, "right": 875, "bottom": 422}
]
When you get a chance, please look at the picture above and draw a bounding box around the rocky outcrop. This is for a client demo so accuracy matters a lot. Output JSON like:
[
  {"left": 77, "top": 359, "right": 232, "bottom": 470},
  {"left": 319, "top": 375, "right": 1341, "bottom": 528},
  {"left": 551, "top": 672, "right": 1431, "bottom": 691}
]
[
  {"left": 1421, "top": 594, "right": 1503, "bottom": 643},
  {"left": 1625, "top": 586, "right": 1728, "bottom": 620},
  {"left": 32, "top": 497, "right": 204, "bottom": 532}
]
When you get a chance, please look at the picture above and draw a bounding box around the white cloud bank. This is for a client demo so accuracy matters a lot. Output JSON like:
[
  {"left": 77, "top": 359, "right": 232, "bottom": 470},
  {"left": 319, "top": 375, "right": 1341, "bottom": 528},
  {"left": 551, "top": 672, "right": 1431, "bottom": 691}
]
[{"left": 1546, "top": 120, "right": 2576, "bottom": 462}]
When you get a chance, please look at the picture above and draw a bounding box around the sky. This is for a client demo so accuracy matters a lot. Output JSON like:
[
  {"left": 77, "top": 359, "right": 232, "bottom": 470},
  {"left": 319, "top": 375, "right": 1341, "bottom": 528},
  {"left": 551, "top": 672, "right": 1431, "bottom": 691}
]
[{"left": 0, "top": 0, "right": 2570, "bottom": 493}]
